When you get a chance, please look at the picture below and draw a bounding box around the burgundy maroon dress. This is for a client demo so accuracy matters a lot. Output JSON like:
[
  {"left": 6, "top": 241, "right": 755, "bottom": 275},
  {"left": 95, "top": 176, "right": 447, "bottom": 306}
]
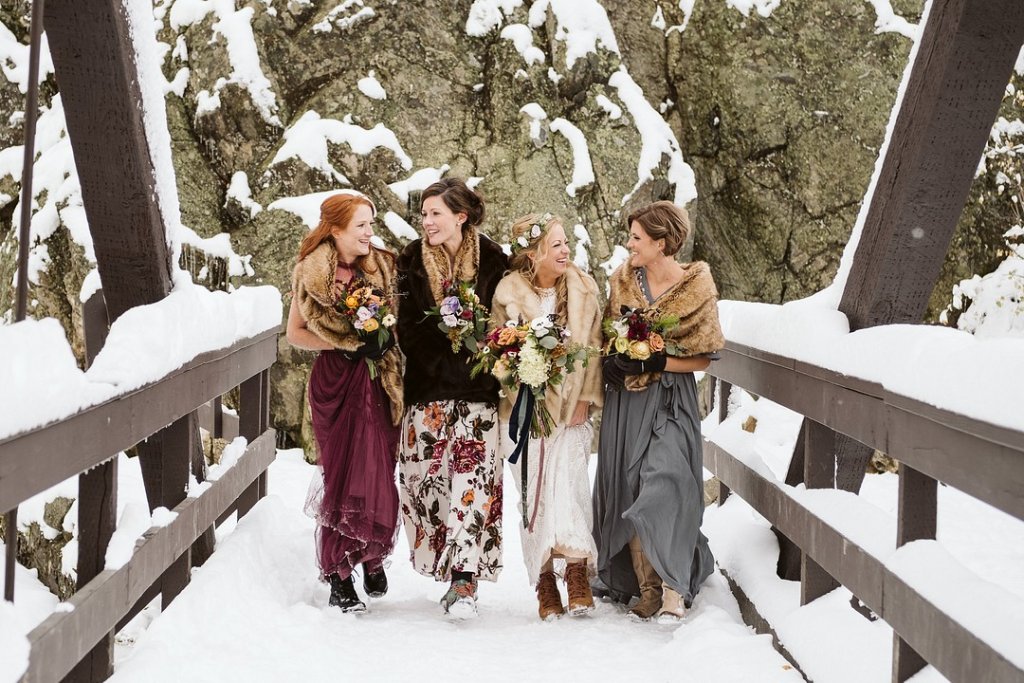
[{"left": 307, "top": 346, "right": 400, "bottom": 579}]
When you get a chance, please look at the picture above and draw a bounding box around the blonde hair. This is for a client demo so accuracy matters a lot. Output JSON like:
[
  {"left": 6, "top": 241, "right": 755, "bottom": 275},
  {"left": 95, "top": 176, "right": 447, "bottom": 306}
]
[
  {"left": 627, "top": 200, "right": 690, "bottom": 256},
  {"left": 508, "top": 213, "right": 577, "bottom": 326}
]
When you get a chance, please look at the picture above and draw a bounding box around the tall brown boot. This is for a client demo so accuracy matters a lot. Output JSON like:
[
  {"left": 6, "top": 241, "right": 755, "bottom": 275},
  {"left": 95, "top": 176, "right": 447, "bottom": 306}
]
[
  {"left": 536, "top": 570, "right": 566, "bottom": 621},
  {"left": 628, "top": 536, "right": 662, "bottom": 619},
  {"left": 564, "top": 561, "right": 595, "bottom": 616}
]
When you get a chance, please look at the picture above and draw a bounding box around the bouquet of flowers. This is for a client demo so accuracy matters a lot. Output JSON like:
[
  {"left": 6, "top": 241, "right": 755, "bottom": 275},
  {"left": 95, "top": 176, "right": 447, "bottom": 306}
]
[
  {"left": 471, "top": 315, "right": 594, "bottom": 439},
  {"left": 425, "top": 279, "right": 490, "bottom": 354},
  {"left": 336, "top": 279, "right": 397, "bottom": 378},
  {"left": 602, "top": 306, "right": 684, "bottom": 360}
]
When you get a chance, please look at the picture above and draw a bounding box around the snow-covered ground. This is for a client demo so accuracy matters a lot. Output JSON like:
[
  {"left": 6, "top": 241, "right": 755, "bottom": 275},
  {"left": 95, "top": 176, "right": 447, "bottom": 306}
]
[{"left": 100, "top": 450, "right": 801, "bottom": 683}]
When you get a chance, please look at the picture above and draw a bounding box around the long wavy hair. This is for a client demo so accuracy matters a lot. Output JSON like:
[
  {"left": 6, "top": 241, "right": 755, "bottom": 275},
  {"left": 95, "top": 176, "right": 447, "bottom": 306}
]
[
  {"left": 298, "top": 193, "right": 379, "bottom": 272},
  {"left": 508, "top": 212, "right": 576, "bottom": 327}
]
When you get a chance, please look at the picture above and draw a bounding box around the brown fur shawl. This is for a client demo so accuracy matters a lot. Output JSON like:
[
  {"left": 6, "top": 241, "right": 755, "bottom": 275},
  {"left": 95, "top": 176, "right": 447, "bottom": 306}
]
[
  {"left": 292, "top": 241, "right": 404, "bottom": 424},
  {"left": 421, "top": 227, "right": 480, "bottom": 306},
  {"left": 605, "top": 259, "right": 724, "bottom": 391},
  {"left": 490, "top": 267, "right": 604, "bottom": 425}
]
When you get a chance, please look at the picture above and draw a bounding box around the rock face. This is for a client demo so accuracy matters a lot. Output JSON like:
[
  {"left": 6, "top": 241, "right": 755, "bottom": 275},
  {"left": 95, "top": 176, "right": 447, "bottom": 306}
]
[{"left": 1, "top": 0, "right": 1018, "bottom": 457}]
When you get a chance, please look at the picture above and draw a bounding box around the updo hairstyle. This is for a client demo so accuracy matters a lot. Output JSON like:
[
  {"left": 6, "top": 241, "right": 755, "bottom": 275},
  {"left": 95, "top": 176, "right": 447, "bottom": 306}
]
[{"left": 627, "top": 200, "right": 690, "bottom": 257}]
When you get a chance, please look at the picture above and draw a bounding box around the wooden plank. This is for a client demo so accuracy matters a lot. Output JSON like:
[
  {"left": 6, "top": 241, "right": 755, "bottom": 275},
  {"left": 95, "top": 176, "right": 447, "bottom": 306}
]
[
  {"left": 705, "top": 441, "right": 885, "bottom": 610},
  {"left": 0, "top": 329, "right": 279, "bottom": 513},
  {"left": 706, "top": 346, "right": 1024, "bottom": 522},
  {"left": 43, "top": 0, "right": 174, "bottom": 323},
  {"left": 22, "top": 430, "right": 276, "bottom": 683},
  {"left": 838, "top": 0, "right": 1024, "bottom": 331},
  {"left": 885, "top": 403, "right": 1024, "bottom": 522},
  {"left": 704, "top": 439, "right": 1024, "bottom": 683}
]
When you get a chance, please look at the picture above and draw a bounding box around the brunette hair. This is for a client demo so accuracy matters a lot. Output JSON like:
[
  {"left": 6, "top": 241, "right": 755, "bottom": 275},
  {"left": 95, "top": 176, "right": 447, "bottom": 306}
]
[
  {"left": 508, "top": 212, "right": 575, "bottom": 326},
  {"left": 627, "top": 200, "right": 690, "bottom": 256},
  {"left": 420, "top": 178, "right": 485, "bottom": 230},
  {"left": 298, "top": 192, "right": 379, "bottom": 270}
]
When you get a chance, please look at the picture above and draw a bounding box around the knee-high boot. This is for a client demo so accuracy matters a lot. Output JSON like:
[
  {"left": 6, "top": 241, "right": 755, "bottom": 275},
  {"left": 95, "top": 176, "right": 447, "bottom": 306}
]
[{"left": 628, "top": 536, "right": 662, "bottom": 619}]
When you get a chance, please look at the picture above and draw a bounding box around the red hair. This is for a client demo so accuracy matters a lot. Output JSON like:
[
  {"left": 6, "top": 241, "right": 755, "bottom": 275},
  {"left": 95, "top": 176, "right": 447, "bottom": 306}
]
[{"left": 298, "top": 193, "right": 377, "bottom": 263}]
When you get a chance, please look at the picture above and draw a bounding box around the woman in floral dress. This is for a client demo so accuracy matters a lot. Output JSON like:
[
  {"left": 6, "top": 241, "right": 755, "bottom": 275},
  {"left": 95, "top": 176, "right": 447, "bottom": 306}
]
[
  {"left": 396, "top": 178, "right": 509, "bottom": 618},
  {"left": 287, "top": 192, "right": 403, "bottom": 613},
  {"left": 490, "top": 213, "right": 604, "bottom": 620}
]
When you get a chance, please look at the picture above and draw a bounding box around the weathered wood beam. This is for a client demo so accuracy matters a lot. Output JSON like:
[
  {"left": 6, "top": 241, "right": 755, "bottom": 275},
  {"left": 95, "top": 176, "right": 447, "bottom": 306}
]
[
  {"left": 22, "top": 431, "right": 276, "bottom": 683},
  {"left": 68, "top": 293, "right": 116, "bottom": 683},
  {"left": 42, "top": 0, "right": 174, "bottom": 321},
  {"left": 839, "top": 0, "right": 1024, "bottom": 328},
  {"left": 704, "top": 440, "right": 1024, "bottom": 683},
  {"left": 0, "top": 329, "right": 279, "bottom": 513},
  {"left": 709, "top": 343, "right": 1024, "bottom": 522}
]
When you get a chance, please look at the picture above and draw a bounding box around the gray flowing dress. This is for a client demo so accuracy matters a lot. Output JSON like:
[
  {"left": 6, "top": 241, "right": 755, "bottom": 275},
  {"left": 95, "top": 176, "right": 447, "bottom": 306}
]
[{"left": 592, "top": 269, "right": 714, "bottom": 607}]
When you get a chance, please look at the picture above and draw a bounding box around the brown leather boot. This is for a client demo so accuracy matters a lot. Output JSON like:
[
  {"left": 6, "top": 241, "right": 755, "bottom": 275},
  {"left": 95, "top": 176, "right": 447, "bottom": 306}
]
[
  {"left": 536, "top": 570, "right": 565, "bottom": 620},
  {"left": 564, "top": 562, "right": 595, "bottom": 616},
  {"left": 628, "top": 536, "right": 662, "bottom": 619}
]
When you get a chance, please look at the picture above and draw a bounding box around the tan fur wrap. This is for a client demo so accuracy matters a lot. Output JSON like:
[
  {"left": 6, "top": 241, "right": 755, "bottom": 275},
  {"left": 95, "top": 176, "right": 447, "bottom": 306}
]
[
  {"left": 605, "top": 259, "right": 725, "bottom": 392},
  {"left": 421, "top": 228, "right": 480, "bottom": 306},
  {"left": 490, "top": 267, "right": 604, "bottom": 425},
  {"left": 291, "top": 242, "right": 405, "bottom": 424}
]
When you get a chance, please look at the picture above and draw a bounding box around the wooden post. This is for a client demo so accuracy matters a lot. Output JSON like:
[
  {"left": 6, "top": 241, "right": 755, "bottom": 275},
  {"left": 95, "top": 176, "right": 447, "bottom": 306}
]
[
  {"left": 892, "top": 464, "right": 938, "bottom": 682},
  {"left": 801, "top": 420, "right": 840, "bottom": 604},
  {"left": 826, "top": 0, "right": 1024, "bottom": 499},
  {"left": 716, "top": 379, "right": 732, "bottom": 506},
  {"left": 774, "top": 421, "right": 807, "bottom": 581},
  {"left": 43, "top": 0, "right": 174, "bottom": 321},
  {"left": 67, "top": 292, "right": 116, "bottom": 683},
  {"left": 235, "top": 371, "right": 271, "bottom": 517},
  {"left": 5, "top": 0, "right": 47, "bottom": 606}
]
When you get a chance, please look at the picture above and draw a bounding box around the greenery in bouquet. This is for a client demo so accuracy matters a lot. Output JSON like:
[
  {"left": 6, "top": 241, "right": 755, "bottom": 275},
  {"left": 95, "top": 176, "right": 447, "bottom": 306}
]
[
  {"left": 471, "top": 315, "right": 594, "bottom": 437},
  {"left": 426, "top": 279, "right": 490, "bottom": 354},
  {"left": 335, "top": 279, "right": 396, "bottom": 378},
  {"left": 602, "top": 305, "right": 684, "bottom": 361}
]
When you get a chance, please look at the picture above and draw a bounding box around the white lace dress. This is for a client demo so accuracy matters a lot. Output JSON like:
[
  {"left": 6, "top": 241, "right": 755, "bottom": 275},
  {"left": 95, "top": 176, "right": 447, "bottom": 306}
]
[{"left": 507, "top": 288, "right": 598, "bottom": 584}]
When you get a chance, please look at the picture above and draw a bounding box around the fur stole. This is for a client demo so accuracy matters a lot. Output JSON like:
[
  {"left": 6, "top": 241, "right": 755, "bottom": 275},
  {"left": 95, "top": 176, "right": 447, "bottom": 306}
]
[
  {"left": 291, "top": 241, "right": 404, "bottom": 424},
  {"left": 490, "top": 267, "right": 604, "bottom": 425},
  {"left": 421, "top": 228, "right": 480, "bottom": 306},
  {"left": 606, "top": 259, "right": 724, "bottom": 392}
]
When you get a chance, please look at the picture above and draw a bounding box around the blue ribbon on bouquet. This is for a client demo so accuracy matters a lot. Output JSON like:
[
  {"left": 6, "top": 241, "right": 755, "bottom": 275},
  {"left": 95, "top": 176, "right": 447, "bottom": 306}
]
[
  {"left": 508, "top": 385, "right": 535, "bottom": 528},
  {"left": 507, "top": 385, "right": 534, "bottom": 465}
]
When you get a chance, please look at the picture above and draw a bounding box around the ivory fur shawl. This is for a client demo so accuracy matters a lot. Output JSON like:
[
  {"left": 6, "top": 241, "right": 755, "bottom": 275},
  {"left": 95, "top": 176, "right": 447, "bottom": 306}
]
[
  {"left": 606, "top": 259, "right": 725, "bottom": 392},
  {"left": 291, "top": 241, "right": 404, "bottom": 425},
  {"left": 490, "top": 267, "right": 604, "bottom": 425}
]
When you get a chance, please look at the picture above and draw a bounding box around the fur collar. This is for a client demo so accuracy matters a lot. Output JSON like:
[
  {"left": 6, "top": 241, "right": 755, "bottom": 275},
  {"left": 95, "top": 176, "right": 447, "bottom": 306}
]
[
  {"left": 607, "top": 259, "right": 724, "bottom": 390},
  {"left": 291, "top": 242, "right": 404, "bottom": 424},
  {"left": 491, "top": 265, "right": 605, "bottom": 423},
  {"left": 421, "top": 228, "right": 481, "bottom": 306}
]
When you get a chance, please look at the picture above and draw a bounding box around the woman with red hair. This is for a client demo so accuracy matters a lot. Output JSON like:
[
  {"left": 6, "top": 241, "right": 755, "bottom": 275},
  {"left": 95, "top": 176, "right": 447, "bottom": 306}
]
[{"left": 287, "top": 192, "right": 404, "bottom": 613}]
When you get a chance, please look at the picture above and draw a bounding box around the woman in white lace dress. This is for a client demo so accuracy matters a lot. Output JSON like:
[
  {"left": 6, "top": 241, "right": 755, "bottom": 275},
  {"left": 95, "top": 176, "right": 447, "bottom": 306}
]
[{"left": 489, "top": 213, "right": 604, "bottom": 620}]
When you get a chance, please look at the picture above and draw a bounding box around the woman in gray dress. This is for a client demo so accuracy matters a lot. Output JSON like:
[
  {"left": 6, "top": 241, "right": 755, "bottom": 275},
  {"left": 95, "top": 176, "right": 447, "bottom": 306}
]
[{"left": 593, "top": 201, "right": 725, "bottom": 620}]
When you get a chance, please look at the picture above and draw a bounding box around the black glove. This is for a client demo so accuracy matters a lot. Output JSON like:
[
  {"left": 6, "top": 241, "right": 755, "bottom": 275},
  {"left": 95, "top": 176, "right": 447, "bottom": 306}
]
[
  {"left": 614, "top": 352, "right": 667, "bottom": 376},
  {"left": 350, "top": 332, "right": 395, "bottom": 360},
  {"left": 602, "top": 354, "right": 627, "bottom": 391}
]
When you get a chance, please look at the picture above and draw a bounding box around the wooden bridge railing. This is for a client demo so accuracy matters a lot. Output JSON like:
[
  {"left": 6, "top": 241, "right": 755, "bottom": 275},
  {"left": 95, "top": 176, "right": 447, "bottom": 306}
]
[
  {"left": 704, "top": 341, "right": 1024, "bottom": 683},
  {"left": 0, "top": 320, "right": 279, "bottom": 683}
]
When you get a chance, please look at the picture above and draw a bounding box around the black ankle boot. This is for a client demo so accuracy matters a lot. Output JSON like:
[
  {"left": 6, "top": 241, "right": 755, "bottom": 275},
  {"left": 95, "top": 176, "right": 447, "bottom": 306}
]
[
  {"left": 328, "top": 574, "right": 366, "bottom": 613},
  {"left": 363, "top": 564, "right": 388, "bottom": 598}
]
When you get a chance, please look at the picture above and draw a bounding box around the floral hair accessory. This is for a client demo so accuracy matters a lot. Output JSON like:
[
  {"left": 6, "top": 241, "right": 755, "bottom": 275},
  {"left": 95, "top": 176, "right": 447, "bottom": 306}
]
[{"left": 510, "top": 212, "right": 555, "bottom": 256}]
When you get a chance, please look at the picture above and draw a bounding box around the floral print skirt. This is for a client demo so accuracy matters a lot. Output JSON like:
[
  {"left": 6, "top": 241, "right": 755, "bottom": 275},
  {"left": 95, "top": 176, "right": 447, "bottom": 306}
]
[{"left": 398, "top": 400, "right": 503, "bottom": 582}]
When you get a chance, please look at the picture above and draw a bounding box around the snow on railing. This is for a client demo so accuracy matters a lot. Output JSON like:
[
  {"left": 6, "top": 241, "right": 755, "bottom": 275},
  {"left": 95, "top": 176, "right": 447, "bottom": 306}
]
[
  {"left": 0, "top": 281, "right": 281, "bottom": 441},
  {"left": 718, "top": 298, "right": 1024, "bottom": 432}
]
